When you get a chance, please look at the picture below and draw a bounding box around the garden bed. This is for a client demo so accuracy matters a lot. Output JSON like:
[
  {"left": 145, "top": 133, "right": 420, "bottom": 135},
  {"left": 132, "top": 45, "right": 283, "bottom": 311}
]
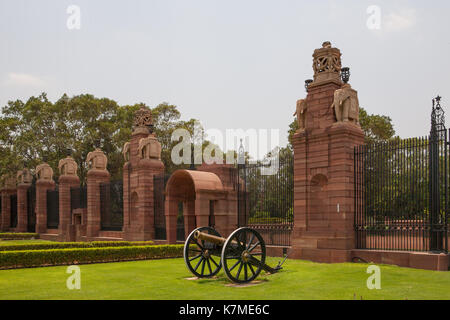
[{"left": 0, "top": 244, "right": 184, "bottom": 269}]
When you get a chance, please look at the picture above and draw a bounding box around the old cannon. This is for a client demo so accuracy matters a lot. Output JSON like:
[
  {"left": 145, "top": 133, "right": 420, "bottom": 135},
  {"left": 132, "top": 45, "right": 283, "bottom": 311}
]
[{"left": 183, "top": 226, "right": 284, "bottom": 283}]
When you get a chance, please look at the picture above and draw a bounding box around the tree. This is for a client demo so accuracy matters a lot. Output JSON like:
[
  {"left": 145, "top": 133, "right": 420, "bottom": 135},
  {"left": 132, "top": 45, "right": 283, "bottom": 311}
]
[{"left": 0, "top": 93, "right": 202, "bottom": 181}]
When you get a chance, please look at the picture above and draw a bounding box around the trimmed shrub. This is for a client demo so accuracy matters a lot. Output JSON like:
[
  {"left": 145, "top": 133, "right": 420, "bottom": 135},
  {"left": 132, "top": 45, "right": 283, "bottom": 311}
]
[
  {"left": 0, "top": 241, "right": 154, "bottom": 252},
  {"left": 0, "top": 233, "right": 39, "bottom": 240},
  {"left": 0, "top": 245, "right": 184, "bottom": 269}
]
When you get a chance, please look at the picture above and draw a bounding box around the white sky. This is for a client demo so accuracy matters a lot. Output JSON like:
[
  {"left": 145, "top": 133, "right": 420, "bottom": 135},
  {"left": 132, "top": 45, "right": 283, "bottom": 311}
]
[{"left": 1, "top": 0, "right": 449, "bottom": 158}]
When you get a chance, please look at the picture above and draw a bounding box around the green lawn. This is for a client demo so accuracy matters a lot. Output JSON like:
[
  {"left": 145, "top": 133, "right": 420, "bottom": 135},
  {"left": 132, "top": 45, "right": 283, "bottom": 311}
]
[{"left": 0, "top": 257, "right": 448, "bottom": 300}]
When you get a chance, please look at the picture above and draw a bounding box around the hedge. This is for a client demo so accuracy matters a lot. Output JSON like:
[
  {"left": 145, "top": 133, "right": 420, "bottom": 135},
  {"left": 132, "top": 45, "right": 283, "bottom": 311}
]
[
  {"left": 0, "top": 241, "right": 155, "bottom": 252},
  {"left": 0, "top": 233, "right": 39, "bottom": 240},
  {"left": 0, "top": 245, "right": 184, "bottom": 269}
]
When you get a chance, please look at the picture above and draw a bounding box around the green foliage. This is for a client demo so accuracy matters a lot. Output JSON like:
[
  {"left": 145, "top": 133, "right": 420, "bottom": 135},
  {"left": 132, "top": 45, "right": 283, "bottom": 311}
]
[
  {"left": 0, "top": 244, "right": 184, "bottom": 269},
  {"left": 359, "top": 107, "right": 395, "bottom": 143},
  {"left": 0, "top": 94, "right": 207, "bottom": 181},
  {"left": 0, "top": 233, "right": 39, "bottom": 240},
  {"left": 0, "top": 240, "right": 154, "bottom": 251}
]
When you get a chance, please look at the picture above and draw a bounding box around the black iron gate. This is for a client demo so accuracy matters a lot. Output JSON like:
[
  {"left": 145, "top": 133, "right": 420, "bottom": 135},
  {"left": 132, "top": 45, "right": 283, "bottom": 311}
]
[
  {"left": 46, "top": 189, "right": 59, "bottom": 229},
  {"left": 71, "top": 186, "right": 87, "bottom": 211},
  {"left": 354, "top": 97, "right": 448, "bottom": 253},
  {"left": 10, "top": 194, "right": 17, "bottom": 228},
  {"left": 237, "top": 151, "right": 294, "bottom": 246},
  {"left": 27, "top": 182, "right": 36, "bottom": 232},
  {"left": 100, "top": 181, "right": 123, "bottom": 231},
  {"left": 153, "top": 174, "right": 170, "bottom": 240}
]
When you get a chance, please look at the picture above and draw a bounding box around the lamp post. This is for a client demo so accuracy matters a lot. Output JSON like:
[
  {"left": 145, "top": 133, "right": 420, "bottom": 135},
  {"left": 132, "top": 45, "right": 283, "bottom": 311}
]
[
  {"left": 304, "top": 79, "right": 313, "bottom": 92},
  {"left": 341, "top": 67, "right": 350, "bottom": 84}
]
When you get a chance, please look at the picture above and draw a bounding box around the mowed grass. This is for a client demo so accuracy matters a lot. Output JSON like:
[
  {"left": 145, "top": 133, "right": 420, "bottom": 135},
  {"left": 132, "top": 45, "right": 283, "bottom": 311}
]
[{"left": 0, "top": 257, "right": 449, "bottom": 300}]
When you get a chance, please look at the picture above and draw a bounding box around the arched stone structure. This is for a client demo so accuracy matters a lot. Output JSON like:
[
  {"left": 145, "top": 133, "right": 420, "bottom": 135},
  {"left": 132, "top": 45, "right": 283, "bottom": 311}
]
[{"left": 165, "top": 169, "right": 236, "bottom": 244}]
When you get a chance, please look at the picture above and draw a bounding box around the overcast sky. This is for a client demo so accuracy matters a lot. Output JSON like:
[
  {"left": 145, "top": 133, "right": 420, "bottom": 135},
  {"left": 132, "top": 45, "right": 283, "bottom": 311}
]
[{"left": 1, "top": 0, "right": 449, "bottom": 158}]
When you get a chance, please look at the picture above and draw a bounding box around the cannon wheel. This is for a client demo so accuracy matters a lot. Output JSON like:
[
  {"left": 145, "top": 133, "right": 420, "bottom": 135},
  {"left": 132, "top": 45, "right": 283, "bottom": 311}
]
[
  {"left": 183, "top": 226, "right": 222, "bottom": 278},
  {"left": 221, "top": 227, "right": 266, "bottom": 283}
]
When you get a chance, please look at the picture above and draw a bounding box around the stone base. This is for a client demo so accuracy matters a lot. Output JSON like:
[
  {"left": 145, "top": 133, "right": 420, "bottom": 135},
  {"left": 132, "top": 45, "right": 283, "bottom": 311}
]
[{"left": 351, "top": 249, "right": 449, "bottom": 271}]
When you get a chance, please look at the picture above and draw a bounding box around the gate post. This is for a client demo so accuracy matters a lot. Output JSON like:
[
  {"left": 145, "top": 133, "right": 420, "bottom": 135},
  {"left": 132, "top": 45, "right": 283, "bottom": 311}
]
[
  {"left": 58, "top": 155, "right": 80, "bottom": 241},
  {"left": 291, "top": 42, "right": 364, "bottom": 263},
  {"left": 123, "top": 106, "right": 164, "bottom": 241},
  {"left": 16, "top": 169, "right": 32, "bottom": 232},
  {"left": 0, "top": 175, "right": 16, "bottom": 232},
  {"left": 86, "top": 148, "right": 109, "bottom": 239},
  {"left": 35, "top": 161, "right": 55, "bottom": 234}
]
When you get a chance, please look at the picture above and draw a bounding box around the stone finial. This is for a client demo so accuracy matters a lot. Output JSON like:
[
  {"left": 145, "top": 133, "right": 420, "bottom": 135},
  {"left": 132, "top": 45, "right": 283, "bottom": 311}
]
[
  {"left": 58, "top": 156, "right": 78, "bottom": 176},
  {"left": 86, "top": 148, "right": 108, "bottom": 171},
  {"left": 330, "top": 83, "right": 360, "bottom": 124},
  {"left": 138, "top": 135, "right": 162, "bottom": 160},
  {"left": 293, "top": 99, "right": 307, "bottom": 131},
  {"left": 123, "top": 142, "right": 130, "bottom": 162},
  {"left": 17, "top": 168, "right": 32, "bottom": 184},
  {"left": 36, "top": 162, "right": 54, "bottom": 181},
  {"left": 133, "top": 105, "right": 153, "bottom": 134},
  {"left": 312, "top": 41, "right": 342, "bottom": 84}
]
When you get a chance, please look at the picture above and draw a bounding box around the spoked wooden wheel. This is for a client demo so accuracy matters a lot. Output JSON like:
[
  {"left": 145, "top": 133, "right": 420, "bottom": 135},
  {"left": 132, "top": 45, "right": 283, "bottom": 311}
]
[
  {"left": 183, "top": 226, "right": 222, "bottom": 278},
  {"left": 221, "top": 227, "right": 266, "bottom": 283}
]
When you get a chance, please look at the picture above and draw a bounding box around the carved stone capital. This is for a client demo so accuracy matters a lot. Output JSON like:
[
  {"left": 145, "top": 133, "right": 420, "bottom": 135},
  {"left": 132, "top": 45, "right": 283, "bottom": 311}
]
[
  {"left": 58, "top": 156, "right": 78, "bottom": 177},
  {"left": 312, "top": 41, "right": 342, "bottom": 85},
  {"left": 86, "top": 148, "right": 108, "bottom": 171},
  {"left": 138, "top": 134, "right": 162, "bottom": 160},
  {"left": 17, "top": 168, "right": 32, "bottom": 184},
  {"left": 35, "top": 163, "right": 54, "bottom": 182}
]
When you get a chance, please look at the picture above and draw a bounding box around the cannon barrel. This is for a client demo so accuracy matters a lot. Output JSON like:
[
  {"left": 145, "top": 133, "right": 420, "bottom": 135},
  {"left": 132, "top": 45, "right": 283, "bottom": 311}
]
[{"left": 194, "top": 230, "right": 226, "bottom": 245}]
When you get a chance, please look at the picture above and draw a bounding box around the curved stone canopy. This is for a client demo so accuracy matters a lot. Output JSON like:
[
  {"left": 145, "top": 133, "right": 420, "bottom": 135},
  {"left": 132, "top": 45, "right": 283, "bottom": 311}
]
[{"left": 165, "top": 170, "right": 224, "bottom": 198}]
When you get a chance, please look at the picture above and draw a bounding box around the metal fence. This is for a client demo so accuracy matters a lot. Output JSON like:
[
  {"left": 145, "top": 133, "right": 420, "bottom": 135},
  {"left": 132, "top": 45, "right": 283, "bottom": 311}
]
[
  {"left": 46, "top": 189, "right": 59, "bottom": 229},
  {"left": 354, "top": 99, "right": 448, "bottom": 253},
  {"left": 71, "top": 186, "right": 87, "bottom": 211},
  {"left": 153, "top": 174, "right": 171, "bottom": 240},
  {"left": 10, "top": 194, "right": 17, "bottom": 228},
  {"left": 237, "top": 152, "right": 294, "bottom": 246},
  {"left": 100, "top": 181, "right": 123, "bottom": 231}
]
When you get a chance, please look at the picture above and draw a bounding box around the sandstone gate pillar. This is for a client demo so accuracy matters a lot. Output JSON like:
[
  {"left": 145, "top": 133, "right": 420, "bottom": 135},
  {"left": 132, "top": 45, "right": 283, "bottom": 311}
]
[
  {"left": 35, "top": 161, "right": 55, "bottom": 234},
  {"left": 123, "top": 105, "right": 164, "bottom": 241},
  {"left": 16, "top": 169, "right": 33, "bottom": 232},
  {"left": 291, "top": 42, "right": 364, "bottom": 263},
  {"left": 58, "top": 155, "right": 80, "bottom": 241},
  {"left": 86, "top": 148, "right": 109, "bottom": 239},
  {"left": 0, "top": 175, "right": 17, "bottom": 232}
]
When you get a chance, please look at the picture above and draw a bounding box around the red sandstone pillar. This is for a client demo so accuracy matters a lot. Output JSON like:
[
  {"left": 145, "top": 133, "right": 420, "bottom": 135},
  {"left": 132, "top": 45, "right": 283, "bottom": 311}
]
[
  {"left": 0, "top": 190, "right": 11, "bottom": 231},
  {"left": 123, "top": 108, "right": 165, "bottom": 241},
  {"left": 291, "top": 42, "right": 364, "bottom": 263},
  {"left": 184, "top": 200, "right": 196, "bottom": 237},
  {"left": 57, "top": 155, "right": 80, "bottom": 241},
  {"left": 86, "top": 169, "right": 109, "bottom": 239},
  {"left": 35, "top": 162, "right": 55, "bottom": 234},
  {"left": 16, "top": 183, "right": 30, "bottom": 232},
  {"left": 35, "top": 180, "right": 55, "bottom": 234},
  {"left": 194, "top": 195, "right": 210, "bottom": 229},
  {"left": 165, "top": 197, "right": 178, "bottom": 244}
]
